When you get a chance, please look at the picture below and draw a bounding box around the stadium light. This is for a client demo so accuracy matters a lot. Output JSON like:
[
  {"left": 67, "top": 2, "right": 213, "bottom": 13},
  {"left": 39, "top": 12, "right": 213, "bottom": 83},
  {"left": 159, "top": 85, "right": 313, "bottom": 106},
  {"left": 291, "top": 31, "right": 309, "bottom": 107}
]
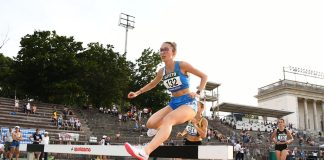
[{"left": 119, "top": 13, "right": 135, "bottom": 55}]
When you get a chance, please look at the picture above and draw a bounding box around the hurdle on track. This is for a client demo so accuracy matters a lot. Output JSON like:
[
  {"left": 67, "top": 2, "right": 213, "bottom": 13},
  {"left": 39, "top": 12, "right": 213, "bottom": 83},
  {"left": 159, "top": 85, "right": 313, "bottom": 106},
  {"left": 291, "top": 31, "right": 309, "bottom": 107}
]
[{"left": 20, "top": 144, "right": 233, "bottom": 159}]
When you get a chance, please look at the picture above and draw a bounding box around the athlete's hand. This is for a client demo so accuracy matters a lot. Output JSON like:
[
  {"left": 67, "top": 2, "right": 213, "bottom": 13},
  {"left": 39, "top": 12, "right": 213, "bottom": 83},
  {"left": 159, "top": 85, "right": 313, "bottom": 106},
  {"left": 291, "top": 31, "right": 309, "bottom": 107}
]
[
  {"left": 176, "top": 132, "right": 183, "bottom": 137},
  {"left": 128, "top": 92, "right": 138, "bottom": 99},
  {"left": 276, "top": 141, "right": 285, "bottom": 145},
  {"left": 285, "top": 140, "right": 292, "bottom": 144},
  {"left": 191, "top": 118, "right": 198, "bottom": 124}
]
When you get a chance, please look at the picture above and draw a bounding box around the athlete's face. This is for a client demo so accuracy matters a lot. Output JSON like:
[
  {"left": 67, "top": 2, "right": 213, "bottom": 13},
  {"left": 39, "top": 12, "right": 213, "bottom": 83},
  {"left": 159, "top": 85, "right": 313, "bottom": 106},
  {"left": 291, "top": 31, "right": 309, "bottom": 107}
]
[
  {"left": 197, "top": 102, "right": 204, "bottom": 114},
  {"left": 160, "top": 43, "right": 175, "bottom": 62},
  {"left": 278, "top": 119, "right": 285, "bottom": 127}
]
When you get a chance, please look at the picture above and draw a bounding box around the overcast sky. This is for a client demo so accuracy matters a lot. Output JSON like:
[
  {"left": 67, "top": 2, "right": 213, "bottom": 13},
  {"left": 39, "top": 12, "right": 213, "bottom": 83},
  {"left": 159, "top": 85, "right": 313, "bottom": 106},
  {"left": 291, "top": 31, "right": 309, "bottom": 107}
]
[{"left": 1, "top": 0, "right": 324, "bottom": 111}]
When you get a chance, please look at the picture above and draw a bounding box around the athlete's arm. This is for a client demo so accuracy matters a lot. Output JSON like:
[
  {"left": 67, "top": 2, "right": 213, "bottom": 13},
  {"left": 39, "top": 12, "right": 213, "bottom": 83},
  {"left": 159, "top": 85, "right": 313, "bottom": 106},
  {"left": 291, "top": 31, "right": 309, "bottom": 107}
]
[
  {"left": 177, "top": 129, "right": 188, "bottom": 137},
  {"left": 180, "top": 61, "right": 208, "bottom": 92},
  {"left": 271, "top": 130, "right": 277, "bottom": 144},
  {"left": 286, "top": 130, "right": 294, "bottom": 144},
  {"left": 128, "top": 69, "right": 163, "bottom": 99},
  {"left": 193, "top": 118, "right": 208, "bottom": 138}
]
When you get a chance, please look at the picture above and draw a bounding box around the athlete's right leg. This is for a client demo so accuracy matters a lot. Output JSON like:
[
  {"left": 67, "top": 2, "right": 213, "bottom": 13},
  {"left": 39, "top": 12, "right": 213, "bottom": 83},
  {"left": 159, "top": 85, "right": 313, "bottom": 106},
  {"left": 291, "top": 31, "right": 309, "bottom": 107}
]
[
  {"left": 125, "top": 106, "right": 172, "bottom": 160},
  {"left": 143, "top": 105, "right": 196, "bottom": 155}
]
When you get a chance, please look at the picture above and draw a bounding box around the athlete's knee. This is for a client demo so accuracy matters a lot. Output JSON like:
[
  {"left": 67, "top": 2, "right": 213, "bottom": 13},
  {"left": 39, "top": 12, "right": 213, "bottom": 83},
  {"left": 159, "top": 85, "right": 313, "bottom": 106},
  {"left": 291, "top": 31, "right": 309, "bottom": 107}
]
[
  {"left": 146, "top": 120, "right": 155, "bottom": 128},
  {"left": 160, "top": 116, "right": 178, "bottom": 127}
]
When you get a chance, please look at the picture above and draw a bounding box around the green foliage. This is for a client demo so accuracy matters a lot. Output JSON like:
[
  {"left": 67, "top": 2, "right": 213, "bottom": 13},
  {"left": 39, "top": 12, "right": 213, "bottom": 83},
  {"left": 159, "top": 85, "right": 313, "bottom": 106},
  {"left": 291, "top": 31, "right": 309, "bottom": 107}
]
[
  {"left": 78, "top": 42, "right": 132, "bottom": 107},
  {"left": 129, "top": 48, "right": 170, "bottom": 112},
  {"left": 13, "top": 30, "right": 83, "bottom": 103},
  {"left": 0, "top": 53, "right": 14, "bottom": 97},
  {"left": 0, "top": 30, "right": 169, "bottom": 111}
]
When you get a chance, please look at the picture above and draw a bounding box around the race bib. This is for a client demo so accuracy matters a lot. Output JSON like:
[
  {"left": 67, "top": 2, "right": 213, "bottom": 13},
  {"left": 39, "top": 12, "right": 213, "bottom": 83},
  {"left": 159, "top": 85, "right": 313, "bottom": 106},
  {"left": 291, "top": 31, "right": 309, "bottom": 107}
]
[
  {"left": 186, "top": 125, "right": 198, "bottom": 136},
  {"left": 277, "top": 133, "right": 287, "bottom": 142},
  {"left": 163, "top": 76, "right": 182, "bottom": 89}
]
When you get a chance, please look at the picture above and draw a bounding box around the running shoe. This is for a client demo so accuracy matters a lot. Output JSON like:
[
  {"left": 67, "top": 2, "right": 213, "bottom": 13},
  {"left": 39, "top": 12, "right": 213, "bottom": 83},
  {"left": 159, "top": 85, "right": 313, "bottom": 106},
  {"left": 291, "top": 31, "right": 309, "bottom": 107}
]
[
  {"left": 124, "top": 142, "right": 149, "bottom": 160},
  {"left": 146, "top": 129, "right": 158, "bottom": 137}
]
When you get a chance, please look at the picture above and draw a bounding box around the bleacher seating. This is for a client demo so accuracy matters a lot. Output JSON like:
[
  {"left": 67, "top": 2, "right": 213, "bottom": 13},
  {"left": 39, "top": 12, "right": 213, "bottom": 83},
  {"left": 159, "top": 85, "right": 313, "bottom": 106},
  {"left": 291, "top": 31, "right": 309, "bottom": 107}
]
[{"left": 0, "top": 97, "right": 92, "bottom": 144}]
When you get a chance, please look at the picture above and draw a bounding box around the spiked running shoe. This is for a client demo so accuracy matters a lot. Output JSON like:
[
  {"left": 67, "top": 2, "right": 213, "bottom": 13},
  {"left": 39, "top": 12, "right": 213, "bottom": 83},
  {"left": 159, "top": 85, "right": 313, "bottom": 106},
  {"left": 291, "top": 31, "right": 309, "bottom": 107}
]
[
  {"left": 124, "top": 142, "right": 149, "bottom": 160},
  {"left": 146, "top": 128, "right": 158, "bottom": 137}
]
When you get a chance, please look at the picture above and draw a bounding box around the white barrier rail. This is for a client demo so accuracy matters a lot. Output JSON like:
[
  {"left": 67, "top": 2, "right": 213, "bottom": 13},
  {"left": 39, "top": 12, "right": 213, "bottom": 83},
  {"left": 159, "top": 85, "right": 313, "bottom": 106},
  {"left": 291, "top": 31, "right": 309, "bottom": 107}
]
[{"left": 20, "top": 144, "right": 234, "bottom": 159}]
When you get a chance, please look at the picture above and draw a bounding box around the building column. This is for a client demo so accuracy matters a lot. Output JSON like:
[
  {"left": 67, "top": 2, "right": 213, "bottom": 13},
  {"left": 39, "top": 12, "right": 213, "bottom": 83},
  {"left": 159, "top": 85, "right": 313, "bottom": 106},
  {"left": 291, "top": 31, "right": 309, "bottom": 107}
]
[
  {"left": 322, "top": 101, "right": 324, "bottom": 131},
  {"left": 313, "top": 100, "right": 318, "bottom": 131},
  {"left": 304, "top": 98, "right": 309, "bottom": 130}
]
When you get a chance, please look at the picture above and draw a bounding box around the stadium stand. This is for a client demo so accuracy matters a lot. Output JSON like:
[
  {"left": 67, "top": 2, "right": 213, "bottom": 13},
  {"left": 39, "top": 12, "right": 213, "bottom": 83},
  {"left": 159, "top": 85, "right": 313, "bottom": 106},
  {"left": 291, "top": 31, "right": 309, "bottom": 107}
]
[{"left": 0, "top": 97, "right": 92, "bottom": 144}]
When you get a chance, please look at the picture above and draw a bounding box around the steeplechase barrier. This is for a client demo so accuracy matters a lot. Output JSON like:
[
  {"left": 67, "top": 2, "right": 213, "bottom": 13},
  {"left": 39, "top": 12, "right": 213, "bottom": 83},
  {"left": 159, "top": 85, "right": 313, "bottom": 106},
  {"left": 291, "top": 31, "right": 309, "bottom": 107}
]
[{"left": 20, "top": 144, "right": 233, "bottom": 159}]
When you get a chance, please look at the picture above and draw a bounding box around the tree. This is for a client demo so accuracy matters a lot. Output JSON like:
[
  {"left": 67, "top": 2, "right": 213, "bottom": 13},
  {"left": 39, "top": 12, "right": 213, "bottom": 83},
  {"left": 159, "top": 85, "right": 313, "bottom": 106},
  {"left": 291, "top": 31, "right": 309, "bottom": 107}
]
[
  {"left": 130, "top": 48, "right": 170, "bottom": 112},
  {"left": 13, "top": 30, "right": 83, "bottom": 103},
  {"left": 0, "top": 53, "right": 14, "bottom": 97},
  {"left": 77, "top": 42, "right": 133, "bottom": 108},
  {"left": 0, "top": 29, "right": 10, "bottom": 50}
]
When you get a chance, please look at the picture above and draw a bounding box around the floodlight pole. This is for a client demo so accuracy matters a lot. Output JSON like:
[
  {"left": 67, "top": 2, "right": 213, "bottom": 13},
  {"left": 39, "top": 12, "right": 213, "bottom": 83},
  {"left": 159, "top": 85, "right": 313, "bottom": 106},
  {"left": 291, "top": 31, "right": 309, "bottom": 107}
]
[{"left": 119, "top": 13, "right": 135, "bottom": 55}]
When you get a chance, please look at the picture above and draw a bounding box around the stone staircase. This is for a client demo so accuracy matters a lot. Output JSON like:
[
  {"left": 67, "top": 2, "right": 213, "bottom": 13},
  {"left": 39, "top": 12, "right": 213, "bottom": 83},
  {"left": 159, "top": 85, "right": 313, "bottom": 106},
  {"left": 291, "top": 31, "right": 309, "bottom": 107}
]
[
  {"left": 0, "top": 97, "right": 92, "bottom": 143},
  {"left": 77, "top": 107, "right": 223, "bottom": 145},
  {"left": 0, "top": 96, "right": 228, "bottom": 145}
]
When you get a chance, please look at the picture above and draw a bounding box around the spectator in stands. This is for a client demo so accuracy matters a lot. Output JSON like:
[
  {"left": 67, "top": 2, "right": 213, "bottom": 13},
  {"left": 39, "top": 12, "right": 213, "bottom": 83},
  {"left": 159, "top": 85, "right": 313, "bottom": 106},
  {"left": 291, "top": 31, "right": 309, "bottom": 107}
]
[
  {"left": 306, "top": 137, "right": 315, "bottom": 146},
  {"left": 99, "top": 135, "right": 108, "bottom": 160},
  {"left": 105, "top": 136, "right": 111, "bottom": 145},
  {"left": 63, "top": 107, "right": 68, "bottom": 119},
  {"left": 112, "top": 105, "right": 118, "bottom": 116},
  {"left": 271, "top": 118, "right": 294, "bottom": 160},
  {"left": 99, "top": 135, "right": 106, "bottom": 145},
  {"left": 290, "top": 147, "right": 297, "bottom": 159},
  {"left": 51, "top": 110, "right": 58, "bottom": 126},
  {"left": 107, "top": 108, "right": 111, "bottom": 114},
  {"left": 68, "top": 109, "right": 74, "bottom": 115},
  {"left": 14, "top": 99, "right": 19, "bottom": 113},
  {"left": 75, "top": 119, "right": 81, "bottom": 131},
  {"left": 118, "top": 113, "right": 123, "bottom": 122},
  {"left": 63, "top": 120, "right": 69, "bottom": 130},
  {"left": 143, "top": 108, "right": 149, "bottom": 119},
  {"left": 207, "top": 129, "right": 212, "bottom": 142},
  {"left": 116, "top": 132, "right": 120, "bottom": 141},
  {"left": 125, "top": 41, "right": 207, "bottom": 160},
  {"left": 234, "top": 141, "right": 242, "bottom": 160},
  {"left": 26, "top": 102, "right": 31, "bottom": 115},
  {"left": 298, "top": 136, "right": 304, "bottom": 147},
  {"left": 69, "top": 117, "right": 75, "bottom": 130},
  {"left": 41, "top": 132, "right": 50, "bottom": 160},
  {"left": 239, "top": 142, "right": 245, "bottom": 160},
  {"left": 10, "top": 126, "right": 23, "bottom": 160},
  {"left": 99, "top": 106, "right": 104, "bottom": 113},
  {"left": 103, "top": 107, "right": 108, "bottom": 114},
  {"left": 31, "top": 104, "right": 37, "bottom": 114},
  {"left": 57, "top": 115, "right": 63, "bottom": 129},
  {"left": 3, "top": 127, "right": 13, "bottom": 160},
  {"left": 30, "top": 128, "right": 42, "bottom": 159},
  {"left": 22, "top": 103, "right": 27, "bottom": 113},
  {"left": 51, "top": 115, "right": 57, "bottom": 126},
  {"left": 176, "top": 101, "right": 208, "bottom": 145}
]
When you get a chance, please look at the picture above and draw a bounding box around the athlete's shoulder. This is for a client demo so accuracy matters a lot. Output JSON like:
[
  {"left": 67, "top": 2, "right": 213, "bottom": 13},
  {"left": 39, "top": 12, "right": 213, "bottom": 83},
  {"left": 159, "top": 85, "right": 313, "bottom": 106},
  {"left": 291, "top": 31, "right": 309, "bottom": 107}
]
[
  {"left": 157, "top": 68, "right": 164, "bottom": 74},
  {"left": 201, "top": 117, "right": 208, "bottom": 125},
  {"left": 178, "top": 61, "right": 192, "bottom": 68}
]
